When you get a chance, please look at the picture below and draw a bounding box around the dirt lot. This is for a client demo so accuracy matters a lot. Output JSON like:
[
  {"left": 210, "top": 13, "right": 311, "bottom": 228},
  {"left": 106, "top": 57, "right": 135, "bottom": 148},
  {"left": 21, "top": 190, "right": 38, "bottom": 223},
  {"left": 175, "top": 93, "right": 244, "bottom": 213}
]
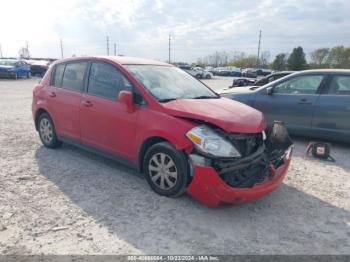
[{"left": 0, "top": 77, "right": 349, "bottom": 255}]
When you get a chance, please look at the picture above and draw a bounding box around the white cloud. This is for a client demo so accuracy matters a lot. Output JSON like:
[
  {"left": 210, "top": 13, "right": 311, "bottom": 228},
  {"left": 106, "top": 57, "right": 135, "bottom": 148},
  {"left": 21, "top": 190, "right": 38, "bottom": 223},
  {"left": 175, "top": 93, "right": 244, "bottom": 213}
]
[{"left": 0, "top": 0, "right": 349, "bottom": 61}]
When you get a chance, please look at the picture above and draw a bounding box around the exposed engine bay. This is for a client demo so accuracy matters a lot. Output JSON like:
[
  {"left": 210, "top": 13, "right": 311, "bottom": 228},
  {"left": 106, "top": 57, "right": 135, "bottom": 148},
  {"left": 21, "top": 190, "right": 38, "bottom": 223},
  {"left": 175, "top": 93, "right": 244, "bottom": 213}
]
[{"left": 191, "top": 121, "right": 293, "bottom": 188}]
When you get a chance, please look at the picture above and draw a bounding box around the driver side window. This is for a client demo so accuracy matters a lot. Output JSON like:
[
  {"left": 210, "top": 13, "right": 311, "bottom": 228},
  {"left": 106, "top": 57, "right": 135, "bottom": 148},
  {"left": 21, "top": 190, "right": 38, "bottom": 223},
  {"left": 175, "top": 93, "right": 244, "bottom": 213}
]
[{"left": 273, "top": 75, "right": 323, "bottom": 95}]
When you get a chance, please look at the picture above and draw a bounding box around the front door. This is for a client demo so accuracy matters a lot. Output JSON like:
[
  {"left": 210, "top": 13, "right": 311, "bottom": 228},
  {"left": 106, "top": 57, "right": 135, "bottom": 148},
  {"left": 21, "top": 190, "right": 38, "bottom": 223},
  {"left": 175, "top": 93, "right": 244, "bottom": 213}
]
[
  {"left": 253, "top": 74, "right": 325, "bottom": 135},
  {"left": 80, "top": 61, "right": 139, "bottom": 159}
]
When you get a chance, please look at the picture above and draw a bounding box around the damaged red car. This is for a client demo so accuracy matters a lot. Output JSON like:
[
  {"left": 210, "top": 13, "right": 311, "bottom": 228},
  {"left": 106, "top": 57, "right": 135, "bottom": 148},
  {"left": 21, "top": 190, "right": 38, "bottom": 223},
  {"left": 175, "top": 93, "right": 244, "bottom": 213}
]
[{"left": 32, "top": 56, "right": 293, "bottom": 208}]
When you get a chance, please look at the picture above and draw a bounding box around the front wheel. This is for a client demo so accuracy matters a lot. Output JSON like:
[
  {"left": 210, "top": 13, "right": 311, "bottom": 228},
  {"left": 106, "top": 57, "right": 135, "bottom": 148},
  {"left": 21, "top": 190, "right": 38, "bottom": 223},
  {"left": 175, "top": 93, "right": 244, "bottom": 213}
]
[
  {"left": 143, "top": 142, "right": 189, "bottom": 197},
  {"left": 38, "top": 113, "right": 62, "bottom": 148}
]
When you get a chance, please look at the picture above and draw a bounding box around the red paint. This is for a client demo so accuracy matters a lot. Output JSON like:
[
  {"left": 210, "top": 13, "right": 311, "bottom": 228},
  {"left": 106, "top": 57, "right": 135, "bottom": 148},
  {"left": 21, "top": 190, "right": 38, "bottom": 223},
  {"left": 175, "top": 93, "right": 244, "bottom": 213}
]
[
  {"left": 32, "top": 56, "right": 291, "bottom": 208},
  {"left": 187, "top": 153, "right": 292, "bottom": 208},
  {"left": 162, "top": 97, "right": 266, "bottom": 133}
]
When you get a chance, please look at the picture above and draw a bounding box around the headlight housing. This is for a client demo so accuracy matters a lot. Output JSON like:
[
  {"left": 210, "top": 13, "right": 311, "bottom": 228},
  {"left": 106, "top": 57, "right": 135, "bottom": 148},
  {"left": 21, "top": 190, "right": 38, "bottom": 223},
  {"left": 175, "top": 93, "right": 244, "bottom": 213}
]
[{"left": 186, "top": 125, "right": 241, "bottom": 158}]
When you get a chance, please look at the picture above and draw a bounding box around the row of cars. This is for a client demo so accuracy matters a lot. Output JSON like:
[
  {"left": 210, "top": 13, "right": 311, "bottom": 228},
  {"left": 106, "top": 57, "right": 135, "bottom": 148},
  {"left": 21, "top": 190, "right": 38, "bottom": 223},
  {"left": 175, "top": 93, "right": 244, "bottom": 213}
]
[
  {"left": 0, "top": 58, "right": 53, "bottom": 79},
  {"left": 208, "top": 67, "right": 272, "bottom": 78}
]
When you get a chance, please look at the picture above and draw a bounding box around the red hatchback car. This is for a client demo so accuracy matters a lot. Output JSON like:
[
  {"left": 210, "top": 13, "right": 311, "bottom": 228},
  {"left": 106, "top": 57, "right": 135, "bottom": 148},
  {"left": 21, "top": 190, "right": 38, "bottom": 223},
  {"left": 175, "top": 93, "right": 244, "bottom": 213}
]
[{"left": 32, "top": 56, "right": 293, "bottom": 208}]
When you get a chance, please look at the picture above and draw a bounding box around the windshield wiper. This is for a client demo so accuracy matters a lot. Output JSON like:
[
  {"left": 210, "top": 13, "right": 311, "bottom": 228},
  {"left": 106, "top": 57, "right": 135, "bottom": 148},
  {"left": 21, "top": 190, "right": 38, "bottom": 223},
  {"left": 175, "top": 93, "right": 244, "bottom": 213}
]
[
  {"left": 158, "top": 98, "right": 178, "bottom": 103},
  {"left": 191, "top": 95, "right": 218, "bottom": 99}
]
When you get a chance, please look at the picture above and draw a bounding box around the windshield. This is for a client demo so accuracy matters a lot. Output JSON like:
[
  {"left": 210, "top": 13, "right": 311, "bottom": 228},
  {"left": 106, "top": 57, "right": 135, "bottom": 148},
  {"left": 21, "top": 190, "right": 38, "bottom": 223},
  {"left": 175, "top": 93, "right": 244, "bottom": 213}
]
[
  {"left": 125, "top": 65, "right": 218, "bottom": 102},
  {"left": 0, "top": 60, "right": 16, "bottom": 66}
]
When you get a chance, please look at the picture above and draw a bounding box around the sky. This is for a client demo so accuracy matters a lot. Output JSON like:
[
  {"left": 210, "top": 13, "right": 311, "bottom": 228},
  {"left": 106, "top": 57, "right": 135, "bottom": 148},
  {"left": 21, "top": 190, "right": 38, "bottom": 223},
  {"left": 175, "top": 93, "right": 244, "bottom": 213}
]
[{"left": 0, "top": 0, "right": 349, "bottom": 63}]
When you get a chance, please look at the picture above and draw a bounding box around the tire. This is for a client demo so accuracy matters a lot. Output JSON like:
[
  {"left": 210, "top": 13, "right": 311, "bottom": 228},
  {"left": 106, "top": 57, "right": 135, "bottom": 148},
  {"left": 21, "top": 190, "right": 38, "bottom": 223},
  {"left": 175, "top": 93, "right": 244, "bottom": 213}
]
[
  {"left": 27, "top": 72, "right": 31, "bottom": 78},
  {"left": 143, "top": 142, "right": 189, "bottom": 197},
  {"left": 205, "top": 74, "right": 211, "bottom": 79},
  {"left": 38, "top": 113, "right": 62, "bottom": 148},
  {"left": 13, "top": 73, "right": 18, "bottom": 80},
  {"left": 195, "top": 74, "right": 201, "bottom": 79}
]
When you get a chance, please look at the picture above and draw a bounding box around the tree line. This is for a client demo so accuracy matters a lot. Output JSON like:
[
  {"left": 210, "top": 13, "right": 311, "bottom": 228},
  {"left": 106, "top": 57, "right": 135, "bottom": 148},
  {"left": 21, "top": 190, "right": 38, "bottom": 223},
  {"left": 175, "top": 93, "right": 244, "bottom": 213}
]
[{"left": 194, "top": 46, "right": 350, "bottom": 71}]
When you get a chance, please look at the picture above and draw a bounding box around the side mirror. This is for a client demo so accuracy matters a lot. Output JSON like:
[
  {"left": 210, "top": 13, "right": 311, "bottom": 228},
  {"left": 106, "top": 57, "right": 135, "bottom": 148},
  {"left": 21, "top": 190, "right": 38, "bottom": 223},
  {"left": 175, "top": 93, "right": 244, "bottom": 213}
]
[
  {"left": 119, "top": 91, "right": 135, "bottom": 113},
  {"left": 266, "top": 86, "right": 273, "bottom": 95}
]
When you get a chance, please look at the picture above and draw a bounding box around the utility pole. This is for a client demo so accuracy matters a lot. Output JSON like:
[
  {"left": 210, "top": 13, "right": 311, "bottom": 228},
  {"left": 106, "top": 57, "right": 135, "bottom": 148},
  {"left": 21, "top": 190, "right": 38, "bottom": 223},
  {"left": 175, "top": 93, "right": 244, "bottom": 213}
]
[
  {"left": 114, "top": 42, "right": 117, "bottom": 56},
  {"left": 168, "top": 34, "right": 171, "bottom": 64},
  {"left": 257, "top": 30, "right": 262, "bottom": 67},
  {"left": 0, "top": 43, "right": 2, "bottom": 58},
  {"left": 60, "top": 38, "right": 64, "bottom": 59},
  {"left": 106, "top": 36, "right": 110, "bottom": 55}
]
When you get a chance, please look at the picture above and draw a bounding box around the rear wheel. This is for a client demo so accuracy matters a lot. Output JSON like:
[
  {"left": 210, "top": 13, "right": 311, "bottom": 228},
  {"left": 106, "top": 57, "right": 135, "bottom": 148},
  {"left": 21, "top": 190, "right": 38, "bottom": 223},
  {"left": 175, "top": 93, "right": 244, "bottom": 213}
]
[
  {"left": 143, "top": 142, "right": 189, "bottom": 197},
  {"left": 13, "top": 73, "right": 18, "bottom": 80},
  {"left": 27, "top": 72, "right": 31, "bottom": 78},
  {"left": 38, "top": 113, "right": 62, "bottom": 148}
]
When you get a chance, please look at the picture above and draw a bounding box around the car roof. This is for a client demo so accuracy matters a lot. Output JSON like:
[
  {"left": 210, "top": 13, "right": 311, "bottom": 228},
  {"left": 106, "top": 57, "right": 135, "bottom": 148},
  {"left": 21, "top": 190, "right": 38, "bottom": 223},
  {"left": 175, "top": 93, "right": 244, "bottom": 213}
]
[
  {"left": 54, "top": 56, "right": 172, "bottom": 66},
  {"left": 296, "top": 69, "right": 350, "bottom": 74}
]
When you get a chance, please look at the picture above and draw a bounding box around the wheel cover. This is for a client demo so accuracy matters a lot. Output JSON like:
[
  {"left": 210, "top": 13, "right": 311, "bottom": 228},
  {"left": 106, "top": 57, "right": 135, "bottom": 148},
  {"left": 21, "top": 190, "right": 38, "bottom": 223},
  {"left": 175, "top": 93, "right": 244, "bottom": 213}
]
[
  {"left": 148, "top": 153, "right": 178, "bottom": 190},
  {"left": 39, "top": 118, "right": 53, "bottom": 144}
]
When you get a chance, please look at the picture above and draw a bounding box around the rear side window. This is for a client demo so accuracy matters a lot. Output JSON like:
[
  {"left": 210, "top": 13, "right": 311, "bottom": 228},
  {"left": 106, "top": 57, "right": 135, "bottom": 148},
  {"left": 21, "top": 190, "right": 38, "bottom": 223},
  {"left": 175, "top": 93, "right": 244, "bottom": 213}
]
[
  {"left": 328, "top": 76, "right": 350, "bottom": 95},
  {"left": 52, "top": 64, "right": 65, "bottom": 87},
  {"left": 87, "top": 62, "right": 132, "bottom": 100},
  {"left": 62, "top": 62, "right": 88, "bottom": 92},
  {"left": 274, "top": 75, "right": 323, "bottom": 94}
]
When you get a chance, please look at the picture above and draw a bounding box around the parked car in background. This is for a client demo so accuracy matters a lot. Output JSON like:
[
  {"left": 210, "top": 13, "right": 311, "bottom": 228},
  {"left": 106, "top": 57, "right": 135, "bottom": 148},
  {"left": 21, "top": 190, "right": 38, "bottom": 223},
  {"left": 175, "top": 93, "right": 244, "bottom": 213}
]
[
  {"left": 221, "top": 69, "right": 350, "bottom": 143},
  {"left": 32, "top": 56, "right": 293, "bottom": 207},
  {"left": 193, "top": 67, "right": 213, "bottom": 79},
  {"left": 179, "top": 65, "right": 212, "bottom": 79},
  {"left": 27, "top": 60, "right": 51, "bottom": 77},
  {"left": 242, "top": 68, "right": 257, "bottom": 78},
  {"left": 256, "top": 69, "right": 272, "bottom": 76},
  {"left": 0, "top": 59, "right": 31, "bottom": 79},
  {"left": 253, "top": 71, "right": 294, "bottom": 86}
]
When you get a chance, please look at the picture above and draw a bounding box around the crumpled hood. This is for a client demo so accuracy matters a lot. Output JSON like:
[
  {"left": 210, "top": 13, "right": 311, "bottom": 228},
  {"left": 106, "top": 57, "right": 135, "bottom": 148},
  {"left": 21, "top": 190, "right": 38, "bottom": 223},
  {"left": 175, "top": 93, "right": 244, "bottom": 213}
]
[
  {"left": 0, "top": 65, "right": 15, "bottom": 71},
  {"left": 162, "top": 97, "right": 266, "bottom": 133}
]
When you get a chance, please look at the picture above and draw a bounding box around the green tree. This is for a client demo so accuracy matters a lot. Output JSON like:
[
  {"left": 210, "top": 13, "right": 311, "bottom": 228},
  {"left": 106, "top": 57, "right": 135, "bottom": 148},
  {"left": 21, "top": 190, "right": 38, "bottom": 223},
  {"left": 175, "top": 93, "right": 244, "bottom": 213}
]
[
  {"left": 271, "top": 53, "right": 288, "bottom": 70},
  {"left": 310, "top": 48, "right": 330, "bottom": 68},
  {"left": 287, "top": 47, "right": 308, "bottom": 70},
  {"left": 326, "top": 46, "right": 350, "bottom": 68}
]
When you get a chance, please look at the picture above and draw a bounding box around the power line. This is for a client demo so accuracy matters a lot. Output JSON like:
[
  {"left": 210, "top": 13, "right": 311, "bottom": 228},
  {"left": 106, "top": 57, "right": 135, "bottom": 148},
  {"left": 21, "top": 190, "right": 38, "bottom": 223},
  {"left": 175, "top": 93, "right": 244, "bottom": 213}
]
[
  {"left": 257, "top": 30, "right": 262, "bottom": 67},
  {"left": 106, "top": 36, "right": 109, "bottom": 55},
  {"left": 60, "top": 38, "right": 64, "bottom": 59}
]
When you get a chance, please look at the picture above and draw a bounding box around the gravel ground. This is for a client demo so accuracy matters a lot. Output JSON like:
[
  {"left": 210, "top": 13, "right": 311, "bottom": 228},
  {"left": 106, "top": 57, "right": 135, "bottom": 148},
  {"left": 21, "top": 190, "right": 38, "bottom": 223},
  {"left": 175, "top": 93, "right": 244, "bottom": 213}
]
[{"left": 0, "top": 77, "right": 349, "bottom": 255}]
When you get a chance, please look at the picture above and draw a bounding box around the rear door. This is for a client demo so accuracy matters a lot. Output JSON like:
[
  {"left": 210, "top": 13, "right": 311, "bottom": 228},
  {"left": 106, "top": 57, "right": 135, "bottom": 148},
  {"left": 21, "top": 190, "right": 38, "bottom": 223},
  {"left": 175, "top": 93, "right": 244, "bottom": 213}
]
[
  {"left": 253, "top": 74, "right": 326, "bottom": 135},
  {"left": 45, "top": 61, "right": 88, "bottom": 141},
  {"left": 311, "top": 74, "right": 350, "bottom": 142}
]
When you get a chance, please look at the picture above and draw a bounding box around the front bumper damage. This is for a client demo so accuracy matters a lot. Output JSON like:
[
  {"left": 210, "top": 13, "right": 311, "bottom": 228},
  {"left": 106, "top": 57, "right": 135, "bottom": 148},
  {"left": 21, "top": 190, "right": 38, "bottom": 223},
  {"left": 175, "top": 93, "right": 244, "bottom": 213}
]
[{"left": 186, "top": 122, "right": 293, "bottom": 208}]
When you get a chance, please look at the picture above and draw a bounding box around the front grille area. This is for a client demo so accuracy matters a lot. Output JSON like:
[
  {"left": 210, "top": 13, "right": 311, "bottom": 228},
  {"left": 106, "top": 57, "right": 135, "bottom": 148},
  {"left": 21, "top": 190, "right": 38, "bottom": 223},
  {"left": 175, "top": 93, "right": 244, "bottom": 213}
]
[
  {"left": 225, "top": 132, "right": 264, "bottom": 157},
  {"left": 210, "top": 122, "right": 292, "bottom": 189},
  {"left": 212, "top": 144, "right": 271, "bottom": 188}
]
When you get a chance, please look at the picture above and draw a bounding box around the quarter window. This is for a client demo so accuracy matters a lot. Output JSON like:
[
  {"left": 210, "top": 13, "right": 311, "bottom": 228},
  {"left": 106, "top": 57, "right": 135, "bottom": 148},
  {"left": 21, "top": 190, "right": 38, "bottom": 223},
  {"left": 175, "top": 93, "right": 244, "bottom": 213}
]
[
  {"left": 62, "top": 62, "right": 88, "bottom": 92},
  {"left": 328, "top": 76, "right": 350, "bottom": 95},
  {"left": 52, "top": 64, "right": 65, "bottom": 87},
  {"left": 87, "top": 62, "right": 132, "bottom": 100},
  {"left": 273, "top": 75, "right": 323, "bottom": 95}
]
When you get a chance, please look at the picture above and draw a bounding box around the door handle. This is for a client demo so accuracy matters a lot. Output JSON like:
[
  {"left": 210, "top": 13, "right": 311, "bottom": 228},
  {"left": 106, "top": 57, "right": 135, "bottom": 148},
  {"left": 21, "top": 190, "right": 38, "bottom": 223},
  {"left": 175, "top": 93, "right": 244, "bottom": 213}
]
[
  {"left": 82, "top": 101, "right": 93, "bottom": 107},
  {"left": 49, "top": 92, "right": 56, "bottom": 97},
  {"left": 298, "top": 98, "right": 312, "bottom": 105}
]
